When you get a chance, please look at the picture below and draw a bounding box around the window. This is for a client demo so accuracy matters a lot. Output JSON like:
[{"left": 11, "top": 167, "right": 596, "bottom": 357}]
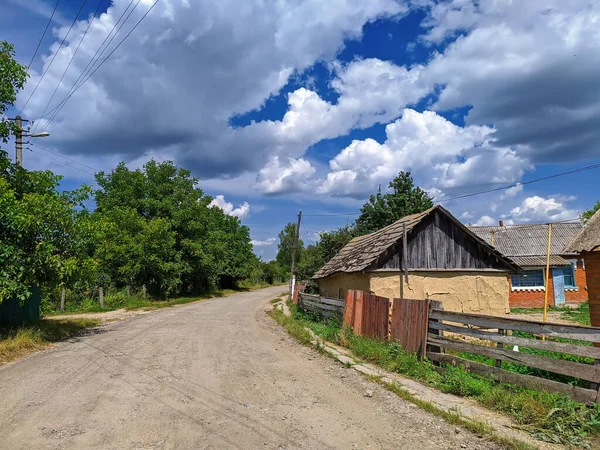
[
  {"left": 511, "top": 270, "right": 545, "bottom": 289},
  {"left": 563, "top": 265, "right": 576, "bottom": 288}
]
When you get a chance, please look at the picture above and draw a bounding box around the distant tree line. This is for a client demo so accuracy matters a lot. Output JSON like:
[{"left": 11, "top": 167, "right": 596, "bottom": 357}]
[{"left": 275, "top": 172, "right": 435, "bottom": 287}]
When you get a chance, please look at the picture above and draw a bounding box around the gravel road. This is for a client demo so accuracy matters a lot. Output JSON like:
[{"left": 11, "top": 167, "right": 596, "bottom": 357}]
[{"left": 0, "top": 287, "right": 501, "bottom": 449}]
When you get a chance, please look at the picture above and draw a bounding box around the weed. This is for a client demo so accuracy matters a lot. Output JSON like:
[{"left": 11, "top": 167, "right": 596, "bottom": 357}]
[
  {"left": 268, "top": 306, "right": 313, "bottom": 345},
  {"left": 0, "top": 318, "right": 101, "bottom": 365}
]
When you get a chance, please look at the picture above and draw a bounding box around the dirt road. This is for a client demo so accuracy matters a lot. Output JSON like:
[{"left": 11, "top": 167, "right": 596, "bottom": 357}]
[{"left": 0, "top": 287, "right": 500, "bottom": 449}]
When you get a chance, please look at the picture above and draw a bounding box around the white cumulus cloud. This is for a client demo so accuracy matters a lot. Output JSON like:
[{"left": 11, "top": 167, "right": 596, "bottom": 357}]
[{"left": 209, "top": 195, "right": 250, "bottom": 219}]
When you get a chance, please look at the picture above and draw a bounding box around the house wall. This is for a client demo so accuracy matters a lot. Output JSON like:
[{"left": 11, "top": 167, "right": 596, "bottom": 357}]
[
  {"left": 508, "top": 261, "right": 588, "bottom": 308},
  {"left": 368, "top": 271, "right": 510, "bottom": 316},
  {"left": 583, "top": 250, "right": 600, "bottom": 327},
  {"left": 318, "top": 273, "right": 370, "bottom": 299}
]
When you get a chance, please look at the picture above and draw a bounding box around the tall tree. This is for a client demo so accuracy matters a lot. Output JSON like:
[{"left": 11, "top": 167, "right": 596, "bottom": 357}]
[
  {"left": 0, "top": 41, "right": 27, "bottom": 149},
  {"left": 582, "top": 200, "right": 600, "bottom": 223},
  {"left": 276, "top": 222, "right": 303, "bottom": 269},
  {"left": 354, "top": 171, "right": 433, "bottom": 234}
]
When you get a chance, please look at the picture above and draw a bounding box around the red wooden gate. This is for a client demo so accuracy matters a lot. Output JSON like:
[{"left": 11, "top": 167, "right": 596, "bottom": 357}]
[{"left": 390, "top": 298, "right": 430, "bottom": 359}]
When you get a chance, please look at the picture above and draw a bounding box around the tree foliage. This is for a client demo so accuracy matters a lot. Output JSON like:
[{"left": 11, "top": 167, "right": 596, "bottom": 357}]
[
  {"left": 276, "top": 222, "right": 303, "bottom": 269},
  {"left": 283, "top": 172, "right": 432, "bottom": 282},
  {"left": 582, "top": 200, "right": 600, "bottom": 223},
  {"left": 93, "top": 160, "right": 256, "bottom": 297},
  {"left": 354, "top": 171, "right": 433, "bottom": 234},
  {"left": 0, "top": 41, "right": 27, "bottom": 147}
]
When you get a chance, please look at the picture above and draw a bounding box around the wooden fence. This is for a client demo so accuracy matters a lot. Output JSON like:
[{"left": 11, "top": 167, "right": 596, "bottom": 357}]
[
  {"left": 426, "top": 306, "right": 600, "bottom": 404},
  {"left": 298, "top": 292, "right": 345, "bottom": 318}
]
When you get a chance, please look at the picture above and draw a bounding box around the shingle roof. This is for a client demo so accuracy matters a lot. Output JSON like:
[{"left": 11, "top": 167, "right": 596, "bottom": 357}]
[
  {"left": 314, "top": 206, "right": 516, "bottom": 279},
  {"left": 469, "top": 223, "right": 582, "bottom": 262},
  {"left": 564, "top": 209, "right": 600, "bottom": 253},
  {"left": 510, "top": 255, "right": 571, "bottom": 268}
]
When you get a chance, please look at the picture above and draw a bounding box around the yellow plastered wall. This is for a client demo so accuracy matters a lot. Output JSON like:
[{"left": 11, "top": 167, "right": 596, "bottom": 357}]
[
  {"left": 369, "top": 271, "right": 510, "bottom": 316},
  {"left": 318, "top": 273, "right": 370, "bottom": 299}
]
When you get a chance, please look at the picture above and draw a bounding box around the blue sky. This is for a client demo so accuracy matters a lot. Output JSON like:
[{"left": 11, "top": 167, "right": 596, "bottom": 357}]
[{"left": 3, "top": 0, "right": 600, "bottom": 260}]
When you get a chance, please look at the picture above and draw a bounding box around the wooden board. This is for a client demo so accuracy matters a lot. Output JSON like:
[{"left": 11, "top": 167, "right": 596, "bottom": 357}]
[
  {"left": 427, "top": 352, "right": 599, "bottom": 404},
  {"left": 429, "top": 321, "right": 600, "bottom": 360},
  {"left": 343, "top": 290, "right": 356, "bottom": 328},
  {"left": 430, "top": 309, "right": 600, "bottom": 343},
  {"left": 390, "top": 298, "right": 430, "bottom": 359},
  {"left": 428, "top": 334, "right": 600, "bottom": 383},
  {"left": 361, "top": 293, "right": 389, "bottom": 341}
]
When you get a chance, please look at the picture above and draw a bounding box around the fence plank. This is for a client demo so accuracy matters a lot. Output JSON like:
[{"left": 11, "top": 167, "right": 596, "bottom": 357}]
[
  {"left": 343, "top": 290, "right": 355, "bottom": 328},
  {"left": 301, "top": 299, "right": 342, "bottom": 312},
  {"left": 361, "top": 294, "right": 388, "bottom": 341},
  {"left": 427, "top": 352, "right": 599, "bottom": 404},
  {"left": 320, "top": 297, "right": 346, "bottom": 308},
  {"left": 391, "top": 298, "right": 430, "bottom": 359},
  {"left": 429, "top": 321, "right": 600, "bottom": 360},
  {"left": 428, "top": 334, "right": 600, "bottom": 383},
  {"left": 353, "top": 291, "right": 364, "bottom": 335},
  {"left": 429, "top": 310, "right": 600, "bottom": 343}
]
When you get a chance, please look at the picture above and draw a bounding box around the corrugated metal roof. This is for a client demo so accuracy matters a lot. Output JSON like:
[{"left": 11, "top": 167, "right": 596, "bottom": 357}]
[
  {"left": 314, "top": 206, "right": 518, "bottom": 279},
  {"left": 565, "top": 209, "right": 600, "bottom": 253},
  {"left": 510, "top": 255, "right": 571, "bottom": 267},
  {"left": 469, "top": 223, "right": 582, "bottom": 260}
]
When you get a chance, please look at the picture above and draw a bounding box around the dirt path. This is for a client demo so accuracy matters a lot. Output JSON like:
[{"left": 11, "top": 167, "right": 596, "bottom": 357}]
[
  {"left": 0, "top": 287, "right": 501, "bottom": 449},
  {"left": 45, "top": 308, "right": 153, "bottom": 323}
]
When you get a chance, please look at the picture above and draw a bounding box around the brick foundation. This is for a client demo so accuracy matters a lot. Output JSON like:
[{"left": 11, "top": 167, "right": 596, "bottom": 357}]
[
  {"left": 508, "top": 261, "right": 588, "bottom": 308},
  {"left": 583, "top": 251, "right": 600, "bottom": 327}
]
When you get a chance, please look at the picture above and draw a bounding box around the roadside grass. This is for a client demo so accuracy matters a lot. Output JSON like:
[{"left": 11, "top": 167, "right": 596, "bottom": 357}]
[
  {"left": 0, "top": 318, "right": 101, "bottom": 365},
  {"left": 280, "top": 302, "right": 600, "bottom": 448},
  {"left": 510, "top": 302, "right": 591, "bottom": 326},
  {"left": 369, "top": 376, "right": 536, "bottom": 450},
  {"left": 268, "top": 305, "right": 313, "bottom": 345},
  {"left": 48, "top": 282, "right": 283, "bottom": 316}
]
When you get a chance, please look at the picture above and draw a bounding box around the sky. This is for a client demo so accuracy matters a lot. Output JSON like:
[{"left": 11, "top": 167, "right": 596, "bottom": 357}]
[{"left": 2, "top": 0, "right": 600, "bottom": 260}]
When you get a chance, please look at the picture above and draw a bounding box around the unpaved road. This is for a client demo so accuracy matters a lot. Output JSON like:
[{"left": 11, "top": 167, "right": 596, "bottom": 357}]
[{"left": 0, "top": 287, "right": 500, "bottom": 449}]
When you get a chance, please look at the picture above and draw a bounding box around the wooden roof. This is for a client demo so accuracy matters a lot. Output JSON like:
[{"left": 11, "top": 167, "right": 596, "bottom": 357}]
[
  {"left": 564, "top": 209, "right": 600, "bottom": 253},
  {"left": 314, "top": 205, "right": 517, "bottom": 279}
]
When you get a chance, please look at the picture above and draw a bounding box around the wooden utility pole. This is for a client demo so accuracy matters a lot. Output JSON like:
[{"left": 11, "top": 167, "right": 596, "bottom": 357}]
[
  {"left": 99, "top": 286, "right": 104, "bottom": 308},
  {"left": 400, "top": 221, "right": 408, "bottom": 299},
  {"left": 289, "top": 211, "right": 302, "bottom": 296},
  {"left": 542, "top": 223, "right": 553, "bottom": 324},
  {"left": 60, "top": 288, "right": 66, "bottom": 311},
  {"left": 15, "top": 115, "right": 23, "bottom": 167}
]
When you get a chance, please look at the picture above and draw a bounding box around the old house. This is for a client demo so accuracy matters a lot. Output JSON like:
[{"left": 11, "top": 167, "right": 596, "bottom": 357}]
[
  {"left": 565, "top": 209, "right": 600, "bottom": 326},
  {"left": 313, "top": 206, "right": 519, "bottom": 316},
  {"left": 469, "top": 223, "right": 587, "bottom": 308}
]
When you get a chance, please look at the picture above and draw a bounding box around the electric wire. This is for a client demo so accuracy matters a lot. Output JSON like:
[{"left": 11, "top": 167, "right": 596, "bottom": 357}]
[
  {"left": 37, "top": 0, "right": 139, "bottom": 130},
  {"left": 38, "top": 0, "right": 160, "bottom": 133},
  {"left": 29, "top": 141, "right": 98, "bottom": 172},
  {"left": 26, "top": 0, "right": 61, "bottom": 70},
  {"left": 26, "top": 147, "right": 95, "bottom": 176},
  {"left": 30, "top": 0, "right": 106, "bottom": 135},
  {"left": 18, "top": 0, "right": 89, "bottom": 115},
  {"left": 302, "top": 162, "right": 600, "bottom": 217}
]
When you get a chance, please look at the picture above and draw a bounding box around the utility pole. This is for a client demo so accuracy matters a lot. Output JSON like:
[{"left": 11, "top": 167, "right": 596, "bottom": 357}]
[
  {"left": 8, "top": 116, "right": 49, "bottom": 167},
  {"left": 289, "top": 210, "right": 302, "bottom": 296},
  {"left": 15, "top": 115, "right": 23, "bottom": 167}
]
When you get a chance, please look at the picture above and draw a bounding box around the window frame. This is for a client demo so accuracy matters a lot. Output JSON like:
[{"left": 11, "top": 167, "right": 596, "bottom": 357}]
[
  {"left": 563, "top": 263, "right": 576, "bottom": 289},
  {"left": 510, "top": 269, "right": 545, "bottom": 291}
]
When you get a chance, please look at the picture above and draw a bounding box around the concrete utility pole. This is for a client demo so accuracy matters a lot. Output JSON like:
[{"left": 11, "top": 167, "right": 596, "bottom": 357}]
[
  {"left": 8, "top": 116, "right": 49, "bottom": 167},
  {"left": 289, "top": 210, "right": 302, "bottom": 296},
  {"left": 15, "top": 115, "right": 23, "bottom": 167}
]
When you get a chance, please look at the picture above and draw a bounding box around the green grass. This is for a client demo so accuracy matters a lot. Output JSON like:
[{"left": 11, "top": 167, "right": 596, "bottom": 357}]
[
  {"left": 48, "top": 281, "right": 283, "bottom": 316},
  {"left": 0, "top": 318, "right": 101, "bottom": 365},
  {"left": 268, "top": 305, "right": 313, "bottom": 345},
  {"left": 280, "top": 304, "right": 600, "bottom": 448},
  {"left": 510, "top": 302, "right": 591, "bottom": 326}
]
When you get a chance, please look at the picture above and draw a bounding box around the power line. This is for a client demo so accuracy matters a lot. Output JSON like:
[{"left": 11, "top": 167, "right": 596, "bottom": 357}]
[
  {"left": 27, "top": 147, "right": 95, "bottom": 176},
  {"left": 26, "top": 0, "right": 61, "bottom": 70},
  {"left": 302, "top": 223, "right": 315, "bottom": 244},
  {"left": 31, "top": 0, "right": 106, "bottom": 135},
  {"left": 302, "top": 162, "right": 600, "bottom": 217},
  {"left": 39, "top": 0, "right": 160, "bottom": 133},
  {"left": 19, "top": 0, "right": 89, "bottom": 115},
  {"left": 37, "top": 0, "right": 139, "bottom": 129},
  {"left": 29, "top": 142, "right": 98, "bottom": 172}
]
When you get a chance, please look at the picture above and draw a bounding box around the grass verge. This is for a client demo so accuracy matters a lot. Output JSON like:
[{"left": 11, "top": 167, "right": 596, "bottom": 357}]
[
  {"left": 510, "top": 302, "right": 591, "bottom": 326},
  {"left": 284, "top": 302, "right": 600, "bottom": 448},
  {"left": 48, "top": 282, "right": 284, "bottom": 316},
  {"left": 368, "top": 376, "right": 537, "bottom": 450},
  {"left": 0, "top": 318, "right": 101, "bottom": 365}
]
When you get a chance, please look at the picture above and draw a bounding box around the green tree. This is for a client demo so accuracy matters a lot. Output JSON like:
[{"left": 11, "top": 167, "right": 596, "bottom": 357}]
[
  {"left": 354, "top": 171, "right": 433, "bottom": 234},
  {"left": 582, "top": 200, "right": 600, "bottom": 223},
  {"left": 318, "top": 226, "right": 357, "bottom": 262},
  {"left": 276, "top": 222, "right": 303, "bottom": 269},
  {"left": 296, "top": 244, "right": 325, "bottom": 281},
  {"left": 0, "top": 41, "right": 27, "bottom": 148},
  {"left": 93, "top": 160, "right": 255, "bottom": 297}
]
